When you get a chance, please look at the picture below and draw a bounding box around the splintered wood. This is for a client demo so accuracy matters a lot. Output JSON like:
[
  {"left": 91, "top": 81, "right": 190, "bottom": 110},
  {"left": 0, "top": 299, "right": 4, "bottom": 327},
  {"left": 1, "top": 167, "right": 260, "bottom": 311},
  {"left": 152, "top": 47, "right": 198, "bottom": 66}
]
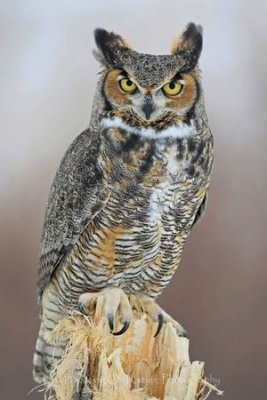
[{"left": 47, "top": 298, "right": 223, "bottom": 400}]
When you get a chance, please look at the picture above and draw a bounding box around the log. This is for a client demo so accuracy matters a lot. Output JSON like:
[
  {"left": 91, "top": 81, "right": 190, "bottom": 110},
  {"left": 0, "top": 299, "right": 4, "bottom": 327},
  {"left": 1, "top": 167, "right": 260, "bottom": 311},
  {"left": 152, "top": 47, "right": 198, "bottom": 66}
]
[{"left": 46, "top": 295, "right": 223, "bottom": 400}]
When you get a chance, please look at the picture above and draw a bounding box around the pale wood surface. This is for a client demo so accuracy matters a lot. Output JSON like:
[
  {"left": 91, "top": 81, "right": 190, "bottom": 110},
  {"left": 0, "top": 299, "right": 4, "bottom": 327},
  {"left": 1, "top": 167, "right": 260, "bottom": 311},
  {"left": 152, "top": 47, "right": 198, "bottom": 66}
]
[{"left": 47, "top": 296, "right": 223, "bottom": 400}]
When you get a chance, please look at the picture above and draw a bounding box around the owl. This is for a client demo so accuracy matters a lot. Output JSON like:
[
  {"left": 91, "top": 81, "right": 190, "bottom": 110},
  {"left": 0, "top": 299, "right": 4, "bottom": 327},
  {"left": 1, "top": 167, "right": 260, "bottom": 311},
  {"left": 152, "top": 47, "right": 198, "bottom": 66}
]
[{"left": 33, "top": 23, "right": 214, "bottom": 391}]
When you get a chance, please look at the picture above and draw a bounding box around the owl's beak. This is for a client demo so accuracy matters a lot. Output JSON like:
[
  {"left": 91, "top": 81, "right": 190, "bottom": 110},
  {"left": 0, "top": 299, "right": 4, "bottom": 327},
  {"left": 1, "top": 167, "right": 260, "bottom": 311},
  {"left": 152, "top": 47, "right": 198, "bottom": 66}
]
[{"left": 142, "top": 94, "right": 154, "bottom": 120}]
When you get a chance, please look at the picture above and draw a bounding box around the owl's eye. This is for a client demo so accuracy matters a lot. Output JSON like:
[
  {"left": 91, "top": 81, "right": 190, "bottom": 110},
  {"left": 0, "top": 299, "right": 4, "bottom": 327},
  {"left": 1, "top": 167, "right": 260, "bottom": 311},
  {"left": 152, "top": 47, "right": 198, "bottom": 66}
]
[
  {"left": 119, "top": 78, "right": 138, "bottom": 93},
  {"left": 162, "top": 81, "right": 183, "bottom": 96}
]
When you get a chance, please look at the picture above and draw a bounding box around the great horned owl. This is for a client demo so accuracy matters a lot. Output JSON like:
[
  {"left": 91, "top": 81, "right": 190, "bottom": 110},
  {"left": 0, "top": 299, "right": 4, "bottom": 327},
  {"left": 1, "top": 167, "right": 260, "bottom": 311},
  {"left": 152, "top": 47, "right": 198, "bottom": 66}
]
[{"left": 33, "top": 23, "right": 214, "bottom": 387}]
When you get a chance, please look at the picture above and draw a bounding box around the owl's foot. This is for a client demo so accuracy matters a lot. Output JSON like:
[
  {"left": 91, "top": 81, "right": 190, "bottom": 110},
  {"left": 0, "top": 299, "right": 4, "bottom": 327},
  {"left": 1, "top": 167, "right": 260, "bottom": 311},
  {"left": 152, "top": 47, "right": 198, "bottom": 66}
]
[
  {"left": 78, "top": 288, "right": 133, "bottom": 336},
  {"left": 130, "top": 294, "right": 188, "bottom": 338}
]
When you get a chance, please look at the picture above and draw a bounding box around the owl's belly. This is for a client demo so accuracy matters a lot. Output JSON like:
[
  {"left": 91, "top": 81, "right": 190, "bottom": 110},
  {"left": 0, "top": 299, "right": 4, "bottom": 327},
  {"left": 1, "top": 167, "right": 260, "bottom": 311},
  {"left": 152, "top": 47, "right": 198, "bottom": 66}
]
[{"left": 62, "top": 182, "right": 198, "bottom": 303}]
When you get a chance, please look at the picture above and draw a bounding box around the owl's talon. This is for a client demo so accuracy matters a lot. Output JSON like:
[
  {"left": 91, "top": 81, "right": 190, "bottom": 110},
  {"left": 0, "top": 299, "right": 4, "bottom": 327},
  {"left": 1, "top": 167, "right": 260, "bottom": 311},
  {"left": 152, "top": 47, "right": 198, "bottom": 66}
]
[
  {"left": 108, "top": 313, "right": 115, "bottom": 332},
  {"left": 78, "top": 288, "right": 133, "bottom": 335},
  {"left": 133, "top": 293, "right": 187, "bottom": 339},
  {"left": 112, "top": 320, "right": 130, "bottom": 336},
  {"left": 154, "top": 313, "right": 164, "bottom": 337},
  {"left": 77, "top": 301, "right": 88, "bottom": 316},
  {"left": 177, "top": 327, "right": 189, "bottom": 338}
]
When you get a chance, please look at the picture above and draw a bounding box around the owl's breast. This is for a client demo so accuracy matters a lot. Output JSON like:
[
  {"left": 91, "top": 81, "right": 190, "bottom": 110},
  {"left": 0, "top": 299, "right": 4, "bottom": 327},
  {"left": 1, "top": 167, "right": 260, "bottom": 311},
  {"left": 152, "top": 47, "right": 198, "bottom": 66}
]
[
  {"left": 66, "top": 175, "right": 204, "bottom": 299},
  {"left": 64, "top": 127, "right": 213, "bottom": 298},
  {"left": 101, "top": 125, "right": 213, "bottom": 192}
]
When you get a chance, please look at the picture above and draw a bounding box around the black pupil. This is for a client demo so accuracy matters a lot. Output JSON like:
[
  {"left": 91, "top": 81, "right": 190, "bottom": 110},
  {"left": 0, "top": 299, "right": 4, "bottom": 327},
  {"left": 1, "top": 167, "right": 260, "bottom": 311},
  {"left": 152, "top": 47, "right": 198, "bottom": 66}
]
[
  {"left": 169, "top": 82, "right": 176, "bottom": 89},
  {"left": 126, "top": 80, "right": 132, "bottom": 86}
]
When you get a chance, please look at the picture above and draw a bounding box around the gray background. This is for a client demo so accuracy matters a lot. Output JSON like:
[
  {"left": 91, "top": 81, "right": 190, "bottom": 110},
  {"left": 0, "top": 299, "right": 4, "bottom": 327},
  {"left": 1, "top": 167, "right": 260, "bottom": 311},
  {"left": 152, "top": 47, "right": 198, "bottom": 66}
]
[{"left": 1, "top": 1, "right": 267, "bottom": 399}]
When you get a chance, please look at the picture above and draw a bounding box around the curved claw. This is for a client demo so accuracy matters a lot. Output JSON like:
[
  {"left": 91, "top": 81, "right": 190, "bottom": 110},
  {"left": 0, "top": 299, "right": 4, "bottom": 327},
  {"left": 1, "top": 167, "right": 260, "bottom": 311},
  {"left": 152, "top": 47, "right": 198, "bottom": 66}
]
[
  {"left": 78, "top": 301, "right": 89, "bottom": 316},
  {"left": 178, "top": 329, "right": 189, "bottom": 339},
  {"left": 154, "top": 313, "right": 164, "bottom": 337},
  {"left": 108, "top": 313, "right": 115, "bottom": 332},
  {"left": 112, "top": 320, "right": 130, "bottom": 336}
]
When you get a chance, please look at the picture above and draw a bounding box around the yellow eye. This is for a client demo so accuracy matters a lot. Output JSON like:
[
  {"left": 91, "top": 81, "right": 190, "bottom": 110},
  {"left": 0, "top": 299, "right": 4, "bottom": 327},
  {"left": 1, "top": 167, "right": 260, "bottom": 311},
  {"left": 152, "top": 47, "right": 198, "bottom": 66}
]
[
  {"left": 119, "top": 78, "right": 137, "bottom": 93},
  {"left": 162, "top": 81, "right": 183, "bottom": 96}
]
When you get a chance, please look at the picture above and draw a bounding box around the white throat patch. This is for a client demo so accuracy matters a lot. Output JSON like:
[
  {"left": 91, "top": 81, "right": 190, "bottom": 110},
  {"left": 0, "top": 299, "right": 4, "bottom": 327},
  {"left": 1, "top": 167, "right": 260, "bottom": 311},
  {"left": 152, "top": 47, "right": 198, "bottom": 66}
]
[{"left": 101, "top": 117, "right": 196, "bottom": 139}]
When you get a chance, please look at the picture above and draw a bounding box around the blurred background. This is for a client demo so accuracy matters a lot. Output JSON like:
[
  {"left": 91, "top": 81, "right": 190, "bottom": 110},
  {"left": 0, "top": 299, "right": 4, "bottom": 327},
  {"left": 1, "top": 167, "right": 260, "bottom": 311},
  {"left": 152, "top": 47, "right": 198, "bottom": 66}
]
[{"left": 1, "top": 0, "right": 267, "bottom": 399}]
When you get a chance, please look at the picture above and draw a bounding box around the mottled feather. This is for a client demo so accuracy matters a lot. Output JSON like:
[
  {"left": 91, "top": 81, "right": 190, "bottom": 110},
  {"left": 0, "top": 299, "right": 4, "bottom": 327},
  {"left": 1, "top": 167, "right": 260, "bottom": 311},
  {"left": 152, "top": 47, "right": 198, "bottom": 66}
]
[{"left": 38, "top": 129, "right": 107, "bottom": 301}]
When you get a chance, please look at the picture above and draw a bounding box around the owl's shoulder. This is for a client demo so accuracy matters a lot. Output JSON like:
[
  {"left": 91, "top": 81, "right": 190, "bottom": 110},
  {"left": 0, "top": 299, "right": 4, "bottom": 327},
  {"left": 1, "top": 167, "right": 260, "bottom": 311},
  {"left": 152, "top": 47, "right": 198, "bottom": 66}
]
[{"left": 57, "top": 128, "right": 99, "bottom": 175}]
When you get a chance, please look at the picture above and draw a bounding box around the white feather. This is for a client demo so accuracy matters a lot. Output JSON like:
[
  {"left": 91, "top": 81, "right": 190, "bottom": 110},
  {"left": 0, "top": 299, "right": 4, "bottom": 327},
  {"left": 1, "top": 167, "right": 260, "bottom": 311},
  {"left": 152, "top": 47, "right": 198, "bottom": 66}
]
[{"left": 101, "top": 117, "right": 195, "bottom": 139}]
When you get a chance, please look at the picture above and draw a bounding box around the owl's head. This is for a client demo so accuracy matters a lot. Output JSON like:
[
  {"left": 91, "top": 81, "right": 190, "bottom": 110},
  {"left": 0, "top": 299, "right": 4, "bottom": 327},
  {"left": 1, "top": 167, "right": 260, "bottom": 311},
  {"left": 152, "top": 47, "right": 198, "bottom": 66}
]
[{"left": 94, "top": 23, "right": 204, "bottom": 130}]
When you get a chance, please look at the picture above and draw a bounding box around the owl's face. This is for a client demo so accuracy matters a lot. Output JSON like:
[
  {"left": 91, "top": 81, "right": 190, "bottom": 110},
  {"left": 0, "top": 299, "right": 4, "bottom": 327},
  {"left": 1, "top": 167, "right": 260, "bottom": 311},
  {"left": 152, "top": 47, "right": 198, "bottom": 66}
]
[
  {"left": 94, "top": 23, "right": 203, "bottom": 128},
  {"left": 104, "top": 68, "right": 198, "bottom": 122}
]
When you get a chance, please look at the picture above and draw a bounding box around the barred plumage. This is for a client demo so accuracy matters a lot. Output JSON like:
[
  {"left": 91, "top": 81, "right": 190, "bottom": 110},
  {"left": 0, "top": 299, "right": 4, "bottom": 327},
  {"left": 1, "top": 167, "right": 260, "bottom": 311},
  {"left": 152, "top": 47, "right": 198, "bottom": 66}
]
[{"left": 33, "top": 23, "right": 214, "bottom": 390}]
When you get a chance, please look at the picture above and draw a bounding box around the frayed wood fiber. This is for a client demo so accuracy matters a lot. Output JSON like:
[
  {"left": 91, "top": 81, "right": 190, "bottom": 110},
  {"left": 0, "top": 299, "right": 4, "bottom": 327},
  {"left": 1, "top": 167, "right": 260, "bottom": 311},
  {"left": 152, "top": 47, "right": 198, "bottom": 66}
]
[{"left": 46, "top": 298, "right": 223, "bottom": 400}]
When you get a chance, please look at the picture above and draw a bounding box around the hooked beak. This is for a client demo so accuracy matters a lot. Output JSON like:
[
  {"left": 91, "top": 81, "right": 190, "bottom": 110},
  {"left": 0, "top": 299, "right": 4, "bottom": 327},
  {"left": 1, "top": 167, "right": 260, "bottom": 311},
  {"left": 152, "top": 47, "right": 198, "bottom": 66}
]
[{"left": 142, "top": 94, "right": 154, "bottom": 120}]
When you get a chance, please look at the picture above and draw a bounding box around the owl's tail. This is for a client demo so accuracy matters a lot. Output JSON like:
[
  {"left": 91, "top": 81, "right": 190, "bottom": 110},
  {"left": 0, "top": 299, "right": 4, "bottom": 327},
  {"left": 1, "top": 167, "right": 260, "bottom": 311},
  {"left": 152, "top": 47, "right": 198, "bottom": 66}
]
[
  {"left": 33, "top": 311, "right": 93, "bottom": 399},
  {"left": 33, "top": 318, "right": 65, "bottom": 384}
]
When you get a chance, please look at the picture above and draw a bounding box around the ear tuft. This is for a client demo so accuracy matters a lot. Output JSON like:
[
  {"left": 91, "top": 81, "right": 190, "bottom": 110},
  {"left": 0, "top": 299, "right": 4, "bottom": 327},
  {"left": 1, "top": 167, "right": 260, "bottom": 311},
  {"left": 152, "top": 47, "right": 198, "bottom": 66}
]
[
  {"left": 94, "top": 29, "right": 125, "bottom": 52},
  {"left": 93, "top": 28, "right": 129, "bottom": 67},
  {"left": 171, "top": 23, "right": 203, "bottom": 68}
]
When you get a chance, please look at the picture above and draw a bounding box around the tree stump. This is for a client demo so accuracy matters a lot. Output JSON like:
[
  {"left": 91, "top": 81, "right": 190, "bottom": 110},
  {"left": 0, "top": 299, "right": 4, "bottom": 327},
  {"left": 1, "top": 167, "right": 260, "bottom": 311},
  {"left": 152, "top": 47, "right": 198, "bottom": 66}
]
[{"left": 46, "top": 294, "right": 223, "bottom": 400}]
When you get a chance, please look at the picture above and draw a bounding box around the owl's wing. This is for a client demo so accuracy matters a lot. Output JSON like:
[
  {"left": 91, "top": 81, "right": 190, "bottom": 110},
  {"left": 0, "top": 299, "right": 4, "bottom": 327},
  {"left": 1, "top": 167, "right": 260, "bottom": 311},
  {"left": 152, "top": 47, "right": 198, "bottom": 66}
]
[
  {"left": 192, "top": 193, "right": 208, "bottom": 226},
  {"left": 37, "top": 129, "right": 109, "bottom": 301}
]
